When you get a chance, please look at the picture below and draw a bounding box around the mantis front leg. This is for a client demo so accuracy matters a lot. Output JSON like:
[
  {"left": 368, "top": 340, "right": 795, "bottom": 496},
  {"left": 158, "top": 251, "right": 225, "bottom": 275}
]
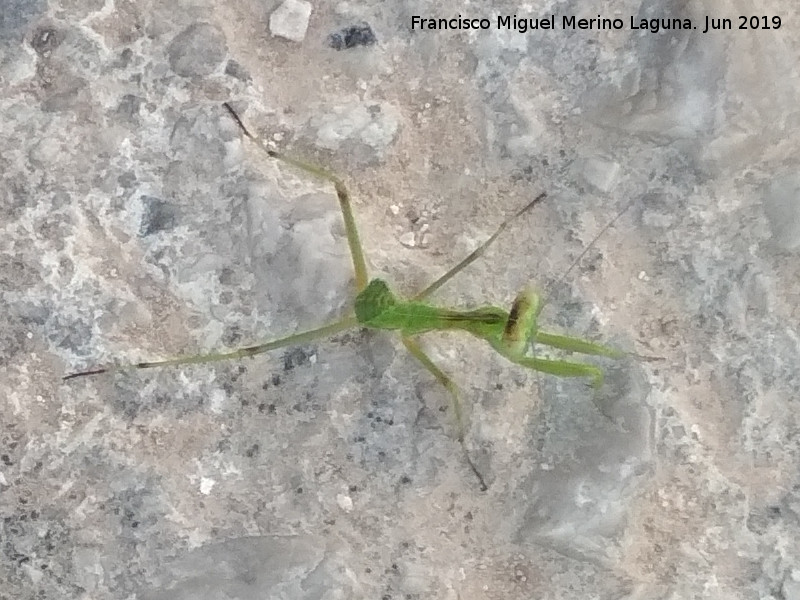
[{"left": 494, "top": 289, "right": 625, "bottom": 389}]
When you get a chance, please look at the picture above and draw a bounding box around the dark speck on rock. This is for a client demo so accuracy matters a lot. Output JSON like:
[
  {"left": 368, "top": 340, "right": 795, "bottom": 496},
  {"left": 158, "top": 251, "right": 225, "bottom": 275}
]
[
  {"left": 283, "top": 347, "right": 315, "bottom": 371},
  {"left": 224, "top": 59, "right": 251, "bottom": 82},
  {"left": 328, "top": 22, "right": 377, "bottom": 50},
  {"left": 140, "top": 196, "right": 178, "bottom": 236}
]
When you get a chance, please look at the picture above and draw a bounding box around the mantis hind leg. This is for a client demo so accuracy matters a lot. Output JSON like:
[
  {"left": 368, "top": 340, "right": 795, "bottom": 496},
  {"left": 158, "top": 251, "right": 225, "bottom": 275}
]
[
  {"left": 65, "top": 104, "right": 369, "bottom": 380},
  {"left": 63, "top": 317, "right": 359, "bottom": 380},
  {"left": 401, "top": 336, "right": 489, "bottom": 491},
  {"left": 223, "top": 103, "right": 369, "bottom": 291}
]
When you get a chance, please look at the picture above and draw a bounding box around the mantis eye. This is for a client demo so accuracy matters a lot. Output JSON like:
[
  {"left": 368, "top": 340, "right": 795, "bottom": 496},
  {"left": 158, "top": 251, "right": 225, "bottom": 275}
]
[{"left": 502, "top": 289, "right": 541, "bottom": 355}]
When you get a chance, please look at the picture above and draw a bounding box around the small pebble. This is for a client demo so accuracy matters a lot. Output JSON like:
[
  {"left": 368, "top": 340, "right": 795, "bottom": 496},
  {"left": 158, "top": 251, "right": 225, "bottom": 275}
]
[
  {"left": 270, "top": 0, "right": 312, "bottom": 43},
  {"left": 337, "top": 493, "right": 354, "bottom": 511},
  {"left": 580, "top": 157, "right": 620, "bottom": 193},
  {"left": 399, "top": 231, "right": 416, "bottom": 247}
]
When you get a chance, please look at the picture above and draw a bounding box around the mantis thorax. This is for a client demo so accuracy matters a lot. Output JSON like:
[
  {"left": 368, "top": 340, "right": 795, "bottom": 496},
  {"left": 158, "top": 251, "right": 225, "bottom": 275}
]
[{"left": 354, "top": 279, "right": 399, "bottom": 327}]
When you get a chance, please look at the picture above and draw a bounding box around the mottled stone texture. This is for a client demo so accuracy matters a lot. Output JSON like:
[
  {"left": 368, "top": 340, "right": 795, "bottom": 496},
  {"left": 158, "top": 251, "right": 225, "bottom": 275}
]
[{"left": 2, "top": 1, "right": 799, "bottom": 599}]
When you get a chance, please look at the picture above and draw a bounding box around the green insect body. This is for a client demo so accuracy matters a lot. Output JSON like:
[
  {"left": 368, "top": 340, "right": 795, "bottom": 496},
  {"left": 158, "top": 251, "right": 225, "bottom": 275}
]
[
  {"left": 354, "top": 278, "right": 507, "bottom": 338},
  {"left": 64, "top": 102, "right": 631, "bottom": 489},
  {"left": 354, "top": 278, "right": 623, "bottom": 390}
]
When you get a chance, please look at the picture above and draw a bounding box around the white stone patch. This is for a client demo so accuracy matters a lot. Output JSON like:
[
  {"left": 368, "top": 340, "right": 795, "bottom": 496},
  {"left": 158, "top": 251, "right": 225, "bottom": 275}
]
[
  {"left": 398, "top": 231, "right": 416, "bottom": 247},
  {"left": 310, "top": 102, "right": 400, "bottom": 154},
  {"left": 199, "top": 477, "right": 216, "bottom": 495},
  {"left": 336, "top": 493, "right": 354, "bottom": 512},
  {"left": 579, "top": 156, "right": 621, "bottom": 193},
  {"left": 270, "top": 0, "right": 313, "bottom": 42},
  {"left": 209, "top": 388, "right": 227, "bottom": 414}
]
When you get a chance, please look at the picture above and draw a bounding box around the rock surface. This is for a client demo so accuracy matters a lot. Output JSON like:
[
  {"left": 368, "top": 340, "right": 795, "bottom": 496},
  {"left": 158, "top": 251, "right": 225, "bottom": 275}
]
[{"left": 2, "top": 1, "right": 799, "bottom": 599}]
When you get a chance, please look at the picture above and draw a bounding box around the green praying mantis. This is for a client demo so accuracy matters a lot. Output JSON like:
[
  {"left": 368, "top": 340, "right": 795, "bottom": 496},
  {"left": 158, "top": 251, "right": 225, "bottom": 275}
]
[{"left": 64, "top": 102, "right": 630, "bottom": 489}]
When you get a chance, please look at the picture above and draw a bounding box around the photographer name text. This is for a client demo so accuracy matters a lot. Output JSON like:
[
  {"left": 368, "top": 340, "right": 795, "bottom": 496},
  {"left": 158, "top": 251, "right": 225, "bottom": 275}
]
[{"left": 410, "top": 14, "right": 783, "bottom": 34}]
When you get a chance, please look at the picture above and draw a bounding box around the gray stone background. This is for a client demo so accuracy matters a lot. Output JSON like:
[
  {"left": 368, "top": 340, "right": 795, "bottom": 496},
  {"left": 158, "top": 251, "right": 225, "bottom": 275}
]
[{"left": 2, "top": 0, "right": 799, "bottom": 598}]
